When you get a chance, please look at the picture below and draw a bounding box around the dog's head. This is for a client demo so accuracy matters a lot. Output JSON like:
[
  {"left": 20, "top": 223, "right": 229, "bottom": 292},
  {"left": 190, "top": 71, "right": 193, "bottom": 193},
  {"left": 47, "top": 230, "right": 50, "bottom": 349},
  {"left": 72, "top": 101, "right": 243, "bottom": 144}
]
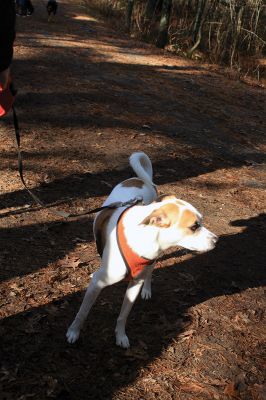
[{"left": 140, "top": 195, "right": 217, "bottom": 253}]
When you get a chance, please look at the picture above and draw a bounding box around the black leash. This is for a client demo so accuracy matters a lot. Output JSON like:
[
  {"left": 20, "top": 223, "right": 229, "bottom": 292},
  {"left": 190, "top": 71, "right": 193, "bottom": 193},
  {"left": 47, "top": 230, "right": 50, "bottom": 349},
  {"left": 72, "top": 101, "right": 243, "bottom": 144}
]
[{"left": 12, "top": 106, "right": 142, "bottom": 218}]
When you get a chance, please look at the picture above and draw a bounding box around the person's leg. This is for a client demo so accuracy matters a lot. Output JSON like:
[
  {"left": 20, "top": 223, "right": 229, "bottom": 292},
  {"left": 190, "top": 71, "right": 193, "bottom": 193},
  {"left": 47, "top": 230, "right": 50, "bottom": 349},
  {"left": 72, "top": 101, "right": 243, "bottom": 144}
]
[
  {"left": 26, "top": 0, "right": 34, "bottom": 15},
  {"left": 18, "top": 0, "right": 27, "bottom": 16},
  {"left": 0, "top": 68, "right": 10, "bottom": 90}
]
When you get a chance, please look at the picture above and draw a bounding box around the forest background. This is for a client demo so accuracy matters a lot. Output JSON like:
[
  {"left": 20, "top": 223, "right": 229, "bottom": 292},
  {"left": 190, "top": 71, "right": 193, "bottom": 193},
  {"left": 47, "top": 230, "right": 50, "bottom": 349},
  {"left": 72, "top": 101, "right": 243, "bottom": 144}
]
[{"left": 86, "top": 0, "right": 266, "bottom": 82}]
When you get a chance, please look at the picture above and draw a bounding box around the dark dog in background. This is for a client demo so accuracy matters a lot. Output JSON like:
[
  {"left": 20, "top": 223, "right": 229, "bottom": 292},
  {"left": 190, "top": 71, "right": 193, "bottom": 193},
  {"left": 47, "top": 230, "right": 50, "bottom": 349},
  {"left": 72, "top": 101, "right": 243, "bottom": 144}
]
[{"left": 46, "top": 0, "right": 57, "bottom": 21}]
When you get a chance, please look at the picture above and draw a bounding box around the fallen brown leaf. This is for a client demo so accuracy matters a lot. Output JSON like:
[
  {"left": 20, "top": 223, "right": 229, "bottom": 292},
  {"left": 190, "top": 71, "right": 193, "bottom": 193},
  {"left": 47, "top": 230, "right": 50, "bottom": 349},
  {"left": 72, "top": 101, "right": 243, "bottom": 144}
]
[
  {"left": 224, "top": 382, "right": 240, "bottom": 398},
  {"left": 250, "top": 384, "right": 266, "bottom": 400}
]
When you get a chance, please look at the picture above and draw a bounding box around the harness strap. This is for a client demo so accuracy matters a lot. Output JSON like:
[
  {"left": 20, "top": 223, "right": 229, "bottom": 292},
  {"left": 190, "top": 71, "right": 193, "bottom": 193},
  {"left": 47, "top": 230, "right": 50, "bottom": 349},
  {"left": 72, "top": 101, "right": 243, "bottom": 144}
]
[{"left": 12, "top": 106, "right": 142, "bottom": 218}]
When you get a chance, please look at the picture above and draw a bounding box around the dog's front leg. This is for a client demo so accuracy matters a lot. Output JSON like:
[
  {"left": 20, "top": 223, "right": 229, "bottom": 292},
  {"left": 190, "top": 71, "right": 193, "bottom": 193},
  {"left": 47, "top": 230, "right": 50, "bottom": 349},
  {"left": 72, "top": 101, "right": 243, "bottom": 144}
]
[
  {"left": 115, "top": 279, "right": 144, "bottom": 348},
  {"left": 66, "top": 279, "right": 103, "bottom": 344},
  {"left": 141, "top": 265, "right": 154, "bottom": 300}
]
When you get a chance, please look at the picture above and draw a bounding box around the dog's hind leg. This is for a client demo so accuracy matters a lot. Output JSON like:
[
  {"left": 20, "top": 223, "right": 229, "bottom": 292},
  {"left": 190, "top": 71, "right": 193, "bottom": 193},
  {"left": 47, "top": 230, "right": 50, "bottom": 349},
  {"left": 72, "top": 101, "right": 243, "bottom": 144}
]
[
  {"left": 66, "top": 267, "right": 123, "bottom": 344},
  {"left": 115, "top": 279, "right": 144, "bottom": 348}
]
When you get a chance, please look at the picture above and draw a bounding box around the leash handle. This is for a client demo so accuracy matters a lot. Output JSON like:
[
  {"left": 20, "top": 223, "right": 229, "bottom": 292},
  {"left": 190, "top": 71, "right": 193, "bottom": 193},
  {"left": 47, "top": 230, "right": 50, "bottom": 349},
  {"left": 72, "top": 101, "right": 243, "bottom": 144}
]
[{"left": 12, "top": 106, "right": 143, "bottom": 218}]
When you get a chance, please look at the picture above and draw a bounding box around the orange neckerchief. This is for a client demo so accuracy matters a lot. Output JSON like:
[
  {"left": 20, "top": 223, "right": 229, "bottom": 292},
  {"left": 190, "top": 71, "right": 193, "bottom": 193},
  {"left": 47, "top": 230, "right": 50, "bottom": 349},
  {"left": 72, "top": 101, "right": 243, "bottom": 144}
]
[{"left": 116, "top": 207, "right": 154, "bottom": 280}]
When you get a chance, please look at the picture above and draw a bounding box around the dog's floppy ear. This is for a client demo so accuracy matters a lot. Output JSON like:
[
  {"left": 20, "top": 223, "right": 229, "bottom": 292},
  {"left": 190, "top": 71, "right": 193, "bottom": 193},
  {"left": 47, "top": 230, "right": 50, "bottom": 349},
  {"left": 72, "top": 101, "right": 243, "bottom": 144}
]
[{"left": 140, "top": 209, "right": 170, "bottom": 228}]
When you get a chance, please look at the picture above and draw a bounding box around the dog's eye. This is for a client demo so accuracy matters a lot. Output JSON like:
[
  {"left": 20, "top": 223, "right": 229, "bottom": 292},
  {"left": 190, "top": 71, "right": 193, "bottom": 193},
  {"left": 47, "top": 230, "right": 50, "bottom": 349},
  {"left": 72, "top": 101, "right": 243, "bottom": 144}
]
[{"left": 190, "top": 221, "right": 200, "bottom": 232}]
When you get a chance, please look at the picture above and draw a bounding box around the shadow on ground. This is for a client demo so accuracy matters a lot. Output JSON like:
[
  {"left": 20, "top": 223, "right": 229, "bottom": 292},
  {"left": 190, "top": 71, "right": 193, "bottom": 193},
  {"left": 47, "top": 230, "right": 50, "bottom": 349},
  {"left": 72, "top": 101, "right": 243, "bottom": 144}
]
[{"left": 1, "top": 213, "right": 265, "bottom": 399}]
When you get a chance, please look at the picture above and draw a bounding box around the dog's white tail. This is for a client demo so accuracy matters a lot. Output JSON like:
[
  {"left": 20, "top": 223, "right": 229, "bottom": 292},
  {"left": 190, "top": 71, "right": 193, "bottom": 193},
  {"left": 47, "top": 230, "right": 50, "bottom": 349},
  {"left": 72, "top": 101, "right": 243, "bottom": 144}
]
[{"left": 129, "top": 152, "right": 156, "bottom": 187}]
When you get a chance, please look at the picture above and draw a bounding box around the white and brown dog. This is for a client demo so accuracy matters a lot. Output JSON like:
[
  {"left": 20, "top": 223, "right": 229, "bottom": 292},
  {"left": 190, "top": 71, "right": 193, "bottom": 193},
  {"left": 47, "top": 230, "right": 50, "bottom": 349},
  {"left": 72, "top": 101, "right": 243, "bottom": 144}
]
[{"left": 66, "top": 152, "right": 217, "bottom": 348}]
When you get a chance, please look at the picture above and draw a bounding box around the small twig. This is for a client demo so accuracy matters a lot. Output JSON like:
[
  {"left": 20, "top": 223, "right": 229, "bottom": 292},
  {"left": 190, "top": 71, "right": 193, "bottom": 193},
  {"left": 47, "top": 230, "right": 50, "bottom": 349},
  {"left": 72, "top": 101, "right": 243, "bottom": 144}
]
[{"left": 240, "top": 27, "right": 266, "bottom": 45}]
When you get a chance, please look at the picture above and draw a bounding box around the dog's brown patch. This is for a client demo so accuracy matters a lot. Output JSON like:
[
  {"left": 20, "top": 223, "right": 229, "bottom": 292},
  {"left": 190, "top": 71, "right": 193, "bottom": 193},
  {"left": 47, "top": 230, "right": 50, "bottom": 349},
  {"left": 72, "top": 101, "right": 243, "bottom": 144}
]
[
  {"left": 121, "top": 178, "right": 144, "bottom": 188},
  {"left": 156, "top": 194, "right": 177, "bottom": 202},
  {"left": 141, "top": 203, "right": 180, "bottom": 227},
  {"left": 179, "top": 209, "right": 198, "bottom": 230},
  {"left": 156, "top": 195, "right": 185, "bottom": 207},
  {"left": 94, "top": 208, "right": 116, "bottom": 257}
]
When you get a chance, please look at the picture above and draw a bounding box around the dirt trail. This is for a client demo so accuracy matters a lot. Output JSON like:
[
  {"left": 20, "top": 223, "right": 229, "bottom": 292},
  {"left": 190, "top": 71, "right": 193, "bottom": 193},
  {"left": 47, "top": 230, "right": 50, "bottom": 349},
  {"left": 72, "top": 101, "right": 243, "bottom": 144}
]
[{"left": 0, "top": 1, "right": 265, "bottom": 399}]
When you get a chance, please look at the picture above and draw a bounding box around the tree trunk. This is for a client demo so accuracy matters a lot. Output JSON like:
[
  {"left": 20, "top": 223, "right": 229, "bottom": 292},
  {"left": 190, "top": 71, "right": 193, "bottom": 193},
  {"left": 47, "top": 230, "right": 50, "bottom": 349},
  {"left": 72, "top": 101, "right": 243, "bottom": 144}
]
[
  {"left": 192, "top": 0, "right": 205, "bottom": 43},
  {"left": 187, "top": 0, "right": 207, "bottom": 57},
  {"left": 156, "top": 0, "right": 172, "bottom": 48},
  {"left": 125, "top": 0, "right": 134, "bottom": 33},
  {"left": 144, "top": 0, "right": 158, "bottom": 22}
]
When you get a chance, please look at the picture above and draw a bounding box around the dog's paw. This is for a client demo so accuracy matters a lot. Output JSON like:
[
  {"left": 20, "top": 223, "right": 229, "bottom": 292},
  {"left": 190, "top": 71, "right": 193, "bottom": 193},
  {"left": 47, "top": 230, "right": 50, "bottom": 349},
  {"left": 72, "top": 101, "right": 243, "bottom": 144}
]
[
  {"left": 116, "top": 333, "right": 130, "bottom": 349},
  {"left": 141, "top": 287, "right": 151, "bottom": 300},
  {"left": 66, "top": 326, "right": 80, "bottom": 344}
]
